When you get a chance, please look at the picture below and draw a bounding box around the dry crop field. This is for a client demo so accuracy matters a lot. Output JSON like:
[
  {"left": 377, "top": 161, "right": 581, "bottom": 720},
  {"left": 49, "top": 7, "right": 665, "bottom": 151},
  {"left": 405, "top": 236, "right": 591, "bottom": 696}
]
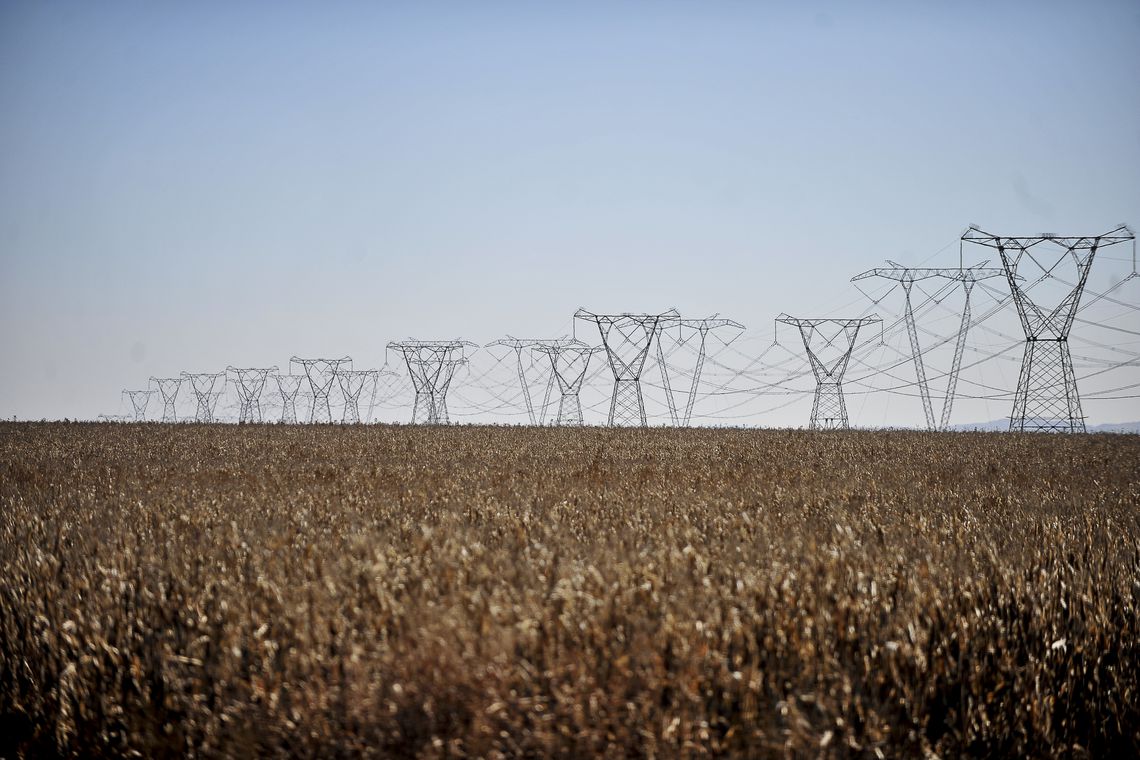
[{"left": 1, "top": 422, "right": 1138, "bottom": 758}]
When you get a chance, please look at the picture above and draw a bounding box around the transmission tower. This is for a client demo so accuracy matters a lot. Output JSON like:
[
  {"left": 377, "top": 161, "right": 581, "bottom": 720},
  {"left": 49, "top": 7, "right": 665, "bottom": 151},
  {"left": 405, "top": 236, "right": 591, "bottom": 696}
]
[
  {"left": 386, "top": 340, "right": 475, "bottom": 424},
  {"left": 227, "top": 366, "right": 278, "bottom": 423},
  {"left": 121, "top": 389, "right": 155, "bottom": 422},
  {"left": 532, "top": 339, "right": 604, "bottom": 426},
  {"left": 338, "top": 369, "right": 379, "bottom": 424},
  {"left": 180, "top": 372, "right": 226, "bottom": 423},
  {"left": 149, "top": 377, "right": 183, "bottom": 422},
  {"left": 776, "top": 315, "right": 881, "bottom": 430},
  {"left": 290, "top": 357, "right": 352, "bottom": 423},
  {"left": 852, "top": 263, "right": 1005, "bottom": 430},
  {"left": 574, "top": 308, "right": 680, "bottom": 426},
  {"left": 486, "top": 337, "right": 563, "bottom": 425},
  {"left": 272, "top": 374, "right": 305, "bottom": 424},
  {"left": 656, "top": 316, "right": 745, "bottom": 426},
  {"left": 962, "top": 224, "right": 1135, "bottom": 432}
]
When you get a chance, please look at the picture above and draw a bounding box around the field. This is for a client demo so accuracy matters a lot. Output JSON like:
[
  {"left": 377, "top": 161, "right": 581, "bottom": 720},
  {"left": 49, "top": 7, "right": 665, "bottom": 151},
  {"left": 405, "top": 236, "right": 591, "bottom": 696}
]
[{"left": 1, "top": 422, "right": 1138, "bottom": 757}]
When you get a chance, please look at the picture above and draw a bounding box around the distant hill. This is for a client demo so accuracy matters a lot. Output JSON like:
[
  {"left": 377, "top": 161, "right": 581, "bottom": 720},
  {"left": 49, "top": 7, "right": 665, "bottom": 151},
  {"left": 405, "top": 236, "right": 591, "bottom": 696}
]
[{"left": 949, "top": 419, "right": 1140, "bottom": 434}]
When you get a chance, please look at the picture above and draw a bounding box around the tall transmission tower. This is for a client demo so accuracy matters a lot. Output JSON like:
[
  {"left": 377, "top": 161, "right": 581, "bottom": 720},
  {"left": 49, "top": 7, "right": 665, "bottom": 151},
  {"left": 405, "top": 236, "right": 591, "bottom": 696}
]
[
  {"left": 181, "top": 372, "right": 226, "bottom": 423},
  {"left": 227, "top": 366, "right": 278, "bottom": 423},
  {"left": 150, "top": 377, "right": 183, "bottom": 422},
  {"left": 851, "top": 263, "right": 1005, "bottom": 430},
  {"left": 486, "top": 337, "right": 562, "bottom": 425},
  {"left": 655, "top": 316, "right": 745, "bottom": 427},
  {"left": 776, "top": 315, "right": 881, "bottom": 430},
  {"left": 338, "top": 369, "right": 378, "bottom": 424},
  {"left": 962, "top": 224, "right": 1135, "bottom": 432},
  {"left": 532, "top": 339, "right": 603, "bottom": 426},
  {"left": 122, "top": 389, "right": 155, "bottom": 422},
  {"left": 575, "top": 308, "right": 680, "bottom": 426},
  {"left": 387, "top": 340, "right": 475, "bottom": 424},
  {"left": 273, "top": 374, "right": 305, "bottom": 424},
  {"left": 290, "top": 357, "right": 352, "bottom": 423}
]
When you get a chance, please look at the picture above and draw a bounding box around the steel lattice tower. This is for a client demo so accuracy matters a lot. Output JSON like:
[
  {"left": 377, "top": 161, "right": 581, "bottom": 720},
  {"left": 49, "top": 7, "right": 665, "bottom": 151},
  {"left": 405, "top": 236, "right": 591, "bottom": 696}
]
[
  {"left": 962, "top": 225, "right": 1135, "bottom": 432},
  {"left": 486, "top": 337, "right": 551, "bottom": 425},
  {"left": 776, "top": 315, "right": 881, "bottom": 429},
  {"left": 655, "top": 316, "right": 744, "bottom": 427},
  {"left": 338, "top": 369, "right": 380, "bottom": 424},
  {"left": 181, "top": 372, "right": 226, "bottom": 423},
  {"left": 575, "top": 308, "right": 680, "bottom": 426},
  {"left": 290, "top": 357, "right": 352, "bottom": 423},
  {"left": 273, "top": 374, "right": 305, "bottom": 424},
  {"left": 532, "top": 339, "right": 603, "bottom": 426},
  {"left": 387, "top": 340, "right": 474, "bottom": 424},
  {"left": 851, "top": 263, "right": 1005, "bottom": 430},
  {"left": 150, "top": 377, "right": 183, "bottom": 422},
  {"left": 227, "top": 366, "right": 278, "bottom": 423},
  {"left": 122, "top": 389, "right": 155, "bottom": 422}
]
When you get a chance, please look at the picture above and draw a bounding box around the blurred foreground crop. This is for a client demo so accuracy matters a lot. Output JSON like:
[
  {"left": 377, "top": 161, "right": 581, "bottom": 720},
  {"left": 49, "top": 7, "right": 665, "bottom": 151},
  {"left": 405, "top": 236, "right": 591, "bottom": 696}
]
[{"left": 1, "top": 422, "right": 1138, "bottom": 757}]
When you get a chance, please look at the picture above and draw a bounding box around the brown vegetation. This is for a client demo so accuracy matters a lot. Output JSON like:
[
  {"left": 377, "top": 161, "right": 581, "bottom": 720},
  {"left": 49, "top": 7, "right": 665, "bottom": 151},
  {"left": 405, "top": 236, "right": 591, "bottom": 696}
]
[{"left": 1, "top": 422, "right": 1138, "bottom": 757}]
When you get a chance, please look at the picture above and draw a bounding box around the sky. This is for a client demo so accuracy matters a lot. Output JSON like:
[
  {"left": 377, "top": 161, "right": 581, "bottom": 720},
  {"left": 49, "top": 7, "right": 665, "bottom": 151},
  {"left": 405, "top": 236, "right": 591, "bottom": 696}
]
[{"left": 1, "top": 0, "right": 1138, "bottom": 426}]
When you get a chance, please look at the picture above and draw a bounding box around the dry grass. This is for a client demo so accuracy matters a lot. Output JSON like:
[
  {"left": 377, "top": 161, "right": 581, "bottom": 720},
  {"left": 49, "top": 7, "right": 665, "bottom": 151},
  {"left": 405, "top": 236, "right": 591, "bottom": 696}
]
[{"left": 1, "top": 422, "right": 1138, "bottom": 758}]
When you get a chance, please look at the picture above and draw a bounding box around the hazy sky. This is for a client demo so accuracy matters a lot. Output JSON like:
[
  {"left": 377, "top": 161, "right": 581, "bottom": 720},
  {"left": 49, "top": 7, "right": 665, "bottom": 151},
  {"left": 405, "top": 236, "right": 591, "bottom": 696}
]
[{"left": 2, "top": 1, "right": 1138, "bottom": 424}]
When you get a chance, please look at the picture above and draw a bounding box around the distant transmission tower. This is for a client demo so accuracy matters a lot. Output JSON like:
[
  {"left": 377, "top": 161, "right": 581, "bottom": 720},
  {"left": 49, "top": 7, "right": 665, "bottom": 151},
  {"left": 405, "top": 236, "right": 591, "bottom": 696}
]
[
  {"left": 575, "top": 308, "right": 680, "bottom": 426},
  {"left": 962, "top": 224, "right": 1135, "bottom": 432},
  {"left": 273, "top": 374, "right": 305, "bottom": 424},
  {"left": 486, "top": 337, "right": 562, "bottom": 425},
  {"left": 387, "top": 340, "right": 475, "bottom": 424},
  {"left": 338, "top": 369, "right": 378, "bottom": 424},
  {"left": 150, "top": 377, "right": 183, "bottom": 422},
  {"left": 851, "top": 263, "right": 1005, "bottom": 430},
  {"left": 656, "top": 316, "right": 744, "bottom": 426},
  {"left": 227, "top": 366, "right": 278, "bottom": 423},
  {"left": 532, "top": 339, "right": 603, "bottom": 426},
  {"left": 181, "top": 372, "right": 226, "bottom": 423},
  {"left": 122, "top": 389, "right": 155, "bottom": 422},
  {"left": 290, "top": 357, "right": 352, "bottom": 423},
  {"left": 776, "top": 315, "right": 881, "bottom": 430}
]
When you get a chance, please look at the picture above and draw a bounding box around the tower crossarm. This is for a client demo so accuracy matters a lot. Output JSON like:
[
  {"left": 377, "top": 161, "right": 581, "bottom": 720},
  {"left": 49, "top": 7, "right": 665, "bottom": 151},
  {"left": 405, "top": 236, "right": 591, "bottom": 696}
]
[
  {"left": 851, "top": 264, "right": 1007, "bottom": 284},
  {"left": 961, "top": 225, "right": 1135, "bottom": 252},
  {"left": 676, "top": 315, "right": 745, "bottom": 332}
]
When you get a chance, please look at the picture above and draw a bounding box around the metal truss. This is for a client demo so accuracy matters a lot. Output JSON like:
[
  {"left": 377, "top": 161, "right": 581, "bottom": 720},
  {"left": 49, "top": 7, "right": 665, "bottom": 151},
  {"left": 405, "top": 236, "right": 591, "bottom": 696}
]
[
  {"left": 387, "top": 340, "right": 475, "bottom": 424},
  {"left": 575, "top": 308, "right": 680, "bottom": 426},
  {"left": 227, "top": 366, "right": 278, "bottom": 423},
  {"left": 290, "top": 357, "right": 352, "bottom": 423},
  {"left": 963, "top": 225, "right": 1135, "bottom": 432},
  {"left": 149, "top": 377, "right": 183, "bottom": 422},
  {"left": 656, "top": 315, "right": 744, "bottom": 427},
  {"left": 852, "top": 263, "right": 1005, "bottom": 430},
  {"left": 776, "top": 315, "right": 881, "bottom": 430},
  {"left": 122, "top": 389, "right": 155, "bottom": 422},
  {"left": 486, "top": 337, "right": 550, "bottom": 425},
  {"left": 272, "top": 374, "right": 305, "bottom": 424},
  {"left": 532, "top": 339, "right": 604, "bottom": 426},
  {"left": 337, "top": 369, "right": 380, "bottom": 424},
  {"left": 181, "top": 372, "right": 226, "bottom": 423}
]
